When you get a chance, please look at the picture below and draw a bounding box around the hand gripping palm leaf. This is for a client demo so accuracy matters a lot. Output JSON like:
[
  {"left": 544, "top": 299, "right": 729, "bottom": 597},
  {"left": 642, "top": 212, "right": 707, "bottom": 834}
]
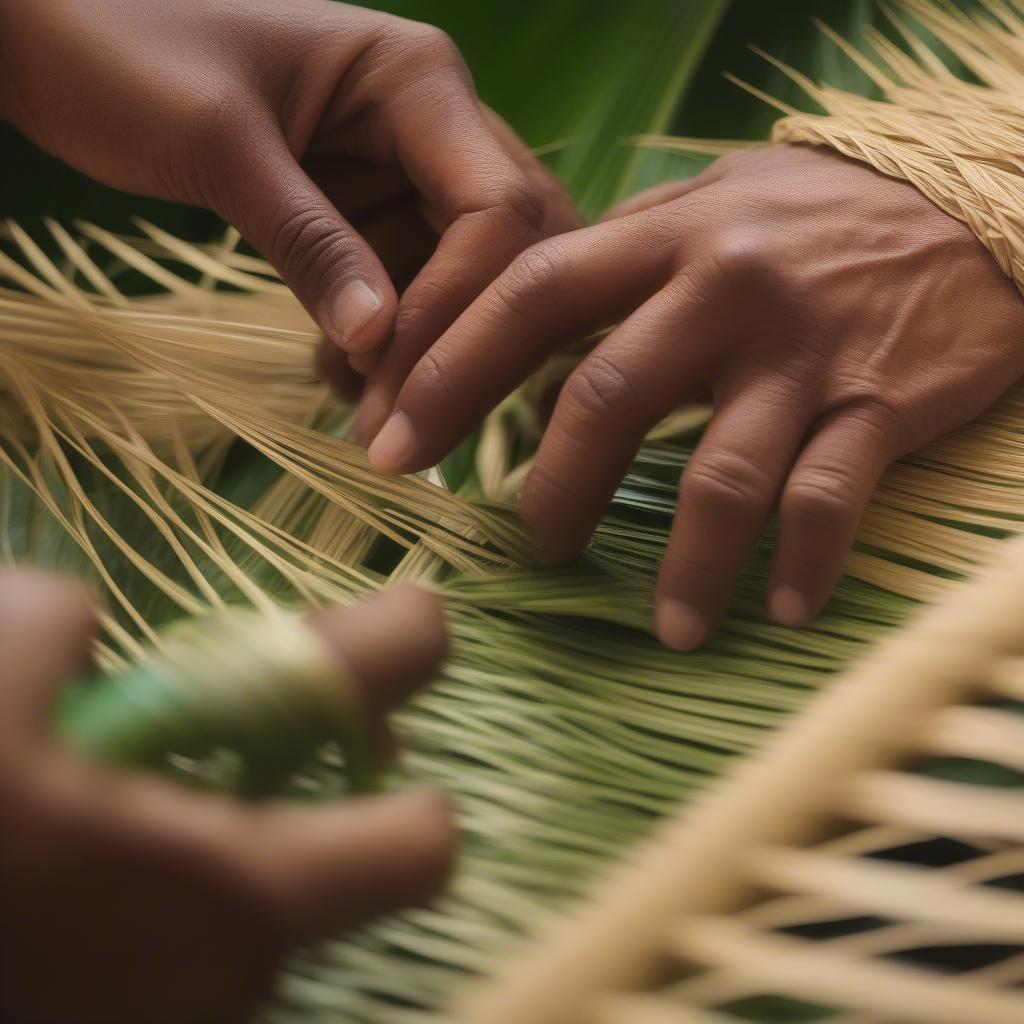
[{"left": 3, "top": 2, "right": 1024, "bottom": 1021}]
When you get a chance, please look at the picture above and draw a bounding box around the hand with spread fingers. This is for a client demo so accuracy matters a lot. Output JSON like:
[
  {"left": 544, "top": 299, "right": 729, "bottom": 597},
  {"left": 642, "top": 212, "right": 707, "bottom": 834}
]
[
  {"left": 0, "top": 573, "right": 454, "bottom": 1024},
  {"left": 0, "top": 0, "right": 580, "bottom": 400},
  {"left": 364, "top": 145, "right": 1024, "bottom": 649}
]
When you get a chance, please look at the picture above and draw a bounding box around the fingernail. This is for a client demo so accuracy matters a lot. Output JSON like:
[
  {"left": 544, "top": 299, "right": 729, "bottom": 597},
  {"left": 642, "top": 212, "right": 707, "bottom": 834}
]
[
  {"left": 769, "top": 584, "right": 808, "bottom": 626},
  {"left": 655, "top": 599, "right": 707, "bottom": 652},
  {"left": 329, "top": 281, "right": 382, "bottom": 352},
  {"left": 355, "top": 386, "right": 392, "bottom": 446},
  {"left": 368, "top": 411, "right": 415, "bottom": 474}
]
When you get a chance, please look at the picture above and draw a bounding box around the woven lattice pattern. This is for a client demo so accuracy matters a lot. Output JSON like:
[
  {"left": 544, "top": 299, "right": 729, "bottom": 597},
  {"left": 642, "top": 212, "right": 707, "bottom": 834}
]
[
  {"left": 626, "top": 737, "right": 1024, "bottom": 1024},
  {"left": 455, "top": 541, "right": 1024, "bottom": 1024}
]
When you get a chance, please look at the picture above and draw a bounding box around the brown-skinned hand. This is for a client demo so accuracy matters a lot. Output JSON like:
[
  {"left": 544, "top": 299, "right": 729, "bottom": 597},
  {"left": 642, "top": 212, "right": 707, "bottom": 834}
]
[
  {"left": 0, "top": 0, "right": 579, "bottom": 397},
  {"left": 0, "top": 572, "right": 454, "bottom": 1024},
  {"left": 364, "top": 145, "right": 1024, "bottom": 649}
]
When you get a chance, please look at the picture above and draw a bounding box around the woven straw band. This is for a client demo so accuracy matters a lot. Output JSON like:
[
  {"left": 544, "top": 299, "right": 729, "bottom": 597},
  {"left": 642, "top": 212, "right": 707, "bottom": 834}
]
[{"left": 771, "top": 0, "right": 1024, "bottom": 298}]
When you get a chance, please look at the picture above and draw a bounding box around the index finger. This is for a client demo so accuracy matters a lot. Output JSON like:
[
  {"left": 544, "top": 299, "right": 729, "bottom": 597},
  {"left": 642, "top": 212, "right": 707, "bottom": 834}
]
[
  {"left": 356, "top": 67, "right": 581, "bottom": 434},
  {"left": 366, "top": 215, "right": 674, "bottom": 475}
]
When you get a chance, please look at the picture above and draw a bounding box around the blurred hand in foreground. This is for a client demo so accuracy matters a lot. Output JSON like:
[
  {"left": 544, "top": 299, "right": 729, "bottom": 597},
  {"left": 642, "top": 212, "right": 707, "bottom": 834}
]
[
  {"left": 0, "top": 572, "right": 453, "bottom": 1024},
  {"left": 0, "top": 0, "right": 579, "bottom": 398},
  {"left": 363, "top": 145, "right": 1024, "bottom": 648}
]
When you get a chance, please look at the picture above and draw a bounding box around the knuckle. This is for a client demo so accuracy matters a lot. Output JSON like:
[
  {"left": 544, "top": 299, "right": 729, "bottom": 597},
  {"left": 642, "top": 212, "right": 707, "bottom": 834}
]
[
  {"left": 394, "top": 275, "right": 449, "bottom": 335},
  {"left": 561, "top": 356, "right": 636, "bottom": 420},
  {"left": 401, "top": 22, "right": 462, "bottom": 65},
  {"left": 491, "top": 243, "right": 562, "bottom": 317},
  {"left": 508, "top": 243, "right": 562, "bottom": 291},
  {"left": 684, "top": 451, "right": 776, "bottom": 513},
  {"left": 486, "top": 175, "right": 547, "bottom": 233},
  {"left": 660, "top": 258, "right": 717, "bottom": 310},
  {"left": 846, "top": 398, "right": 906, "bottom": 453},
  {"left": 705, "top": 231, "right": 778, "bottom": 292},
  {"left": 658, "top": 228, "right": 784, "bottom": 312},
  {"left": 695, "top": 228, "right": 804, "bottom": 323},
  {"left": 371, "top": 20, "right": 473, "bottom": 109},
  {"left": 783, "top": 468, "right": 862, "bottom": 525},
  {"left": 414, "top": 347, "right": 456, "bottom": 397},
  {"left": 269, "top": 207, "right": 360, "bottom": 289}
]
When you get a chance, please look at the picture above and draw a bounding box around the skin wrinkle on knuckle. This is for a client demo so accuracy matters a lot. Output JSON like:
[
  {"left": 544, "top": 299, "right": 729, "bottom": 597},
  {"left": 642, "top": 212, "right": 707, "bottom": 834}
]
[
  {"left": 562, "top": 355, "right": 636, "bottom": 421},
  {"left": 438, "top": 169, "right": 547, "bottom": 233},
  {"left": 412, "top": 348, "right": 456, "bottom": 399},
  {"left": 661, "top": 234, "right": 774, "bottom": 315},
  {"left": 706, "top": 231, "right": 798, "bottom": 316},
  {"left": 393, "top": 294, "right": 438, "bottom": 339},
  {"left": 837, "top": 397, "right": 907, "bottom": 454},
  {"left": 269, "top": 207, "right": 359, "bottom": 287},
  {"left": 490, "top": 246, "right": 561, "bottom": 321},
  {"left": 683, "top": 450, "right": 776, "bottom": 514},
  {"left": 783, "top": 469, "right": 862, "bottom": 528},
  {"left": 485, "top": 175, "right": 547, "bottom": 233}
]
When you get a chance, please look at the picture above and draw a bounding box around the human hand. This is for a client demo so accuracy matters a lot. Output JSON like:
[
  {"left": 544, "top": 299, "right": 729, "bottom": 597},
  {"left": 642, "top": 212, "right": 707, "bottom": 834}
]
[
  {"left": 0, "top": 0, "right": 578, "bottom": 390},
  {"left": 363, "top": 145, "right": 1024, "bottom": 648},
  {"left": 319, "top": 102, "right": 579, "bottom": 403},
  {"left": 0, "top": 572, "right": 453, "bottom": 1024}
]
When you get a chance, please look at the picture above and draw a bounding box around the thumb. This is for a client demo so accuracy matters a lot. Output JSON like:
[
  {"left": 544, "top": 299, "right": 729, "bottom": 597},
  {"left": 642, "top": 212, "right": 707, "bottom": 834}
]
[
  {"left": 0, "top": 570, "right": 97, "bottom": 731},
  {"left": 218, "top": 134, "right": 398, "bottom": 354},
  {"left": 253, "top": 786, "right": 456, "bottom": 942}
]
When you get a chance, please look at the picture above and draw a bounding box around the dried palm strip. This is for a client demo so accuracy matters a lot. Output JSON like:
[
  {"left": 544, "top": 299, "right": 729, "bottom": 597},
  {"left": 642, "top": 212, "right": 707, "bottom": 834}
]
[
  {"left": 0, "top": 223, "right": 536, "bottom": 640},
  {"left": 671, "top": 917, "right": 1022, "bottom": 1024},
  {"left": 745, "top": 845, "right": 1024, "bottom": 941}
]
